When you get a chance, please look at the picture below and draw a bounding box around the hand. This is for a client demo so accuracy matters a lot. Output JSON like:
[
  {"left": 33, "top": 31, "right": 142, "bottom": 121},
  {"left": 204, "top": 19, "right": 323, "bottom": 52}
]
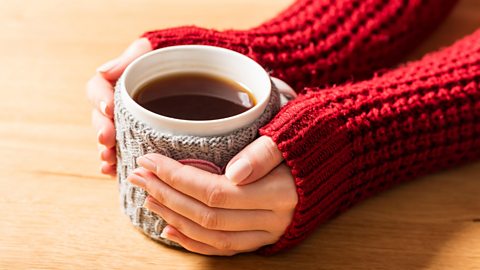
[
  {"left": 86, "top": 38, "right": 152, "bottom": 176},
  {"left": 127, "top": 136, "right": 297, "bottom": 256}
]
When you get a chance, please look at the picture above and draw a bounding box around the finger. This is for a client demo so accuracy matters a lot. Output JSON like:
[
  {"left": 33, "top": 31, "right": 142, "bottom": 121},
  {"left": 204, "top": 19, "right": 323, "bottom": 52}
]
[
  {"left": 100, "top": 147, "right": 116, "bottom": 165},
  {"left": 91, "top": 109, "right": 116, "bottom": 148},
  {"left": 145, "top": 197, "right": 275, "bottom": 252},
  {"left": 97, "top": 38, "right": 152, "bottom": 81},
  {"left": 131, "top": 169, "right": 277, "bottom": 231},
  {"left": 86, "top": 74, "right": 115, "bottom": 118},
  {"left": 136, "top": 154, "right": 264, "bottom": 209},
  {"left": 100, "top": 162, "right": 116, "bottom": 176},
  {"left": 161, "top": 225, "right": 238, "bottom": 256},
  {"left": 137, "top": 154, "right": 296, "bottom": 211},
  {"left": 225, "top": 136, "right": 283, "bottom": 185}
]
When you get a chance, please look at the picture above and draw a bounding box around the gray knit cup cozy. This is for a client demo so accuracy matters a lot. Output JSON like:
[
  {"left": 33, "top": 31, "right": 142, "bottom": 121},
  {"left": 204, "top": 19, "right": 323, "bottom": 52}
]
[{"left": 114, "top": 79, "right": 280, "bottom": 247}]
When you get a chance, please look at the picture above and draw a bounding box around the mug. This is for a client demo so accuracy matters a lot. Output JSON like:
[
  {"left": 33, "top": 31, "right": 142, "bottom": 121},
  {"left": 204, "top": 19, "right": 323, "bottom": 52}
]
[
  {"left": 120, "top": 45, "right": 295, "bottom": 136},
  {"left": 114, "top": 45, "right": 296, "bottom": 247}
]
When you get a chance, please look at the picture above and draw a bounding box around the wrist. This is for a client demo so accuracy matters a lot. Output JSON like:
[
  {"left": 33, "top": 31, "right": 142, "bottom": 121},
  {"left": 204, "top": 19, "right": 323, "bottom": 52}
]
[{"left": 141, "top": 26, "right": 251, "bottom": 55}]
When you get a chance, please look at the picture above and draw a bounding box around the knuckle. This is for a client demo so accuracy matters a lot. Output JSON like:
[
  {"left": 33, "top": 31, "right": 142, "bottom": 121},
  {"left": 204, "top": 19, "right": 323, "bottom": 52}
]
[
  {"left": 205, "top": 183, "right": 226, "bottom": 207},
  {"left": 168, "top": 164, "right": 187, "bottom": 187},
  {"left": 214, "top": 233, "right": 233, "bottom": 251},
  {"left": 200, "top": 209, "right": 220, "bottom": 229}
]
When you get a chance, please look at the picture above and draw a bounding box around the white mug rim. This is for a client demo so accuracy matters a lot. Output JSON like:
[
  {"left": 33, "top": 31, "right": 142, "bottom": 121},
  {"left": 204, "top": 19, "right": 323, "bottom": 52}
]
[{"left": 119, "top": 45, "right": 272, "bottom": 136}]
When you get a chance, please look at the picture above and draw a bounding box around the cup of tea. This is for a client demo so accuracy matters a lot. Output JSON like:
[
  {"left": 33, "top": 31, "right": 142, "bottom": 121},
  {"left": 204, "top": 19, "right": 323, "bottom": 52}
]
[{"left": 114, "top": 45, "right": 296, "bottom": 247}]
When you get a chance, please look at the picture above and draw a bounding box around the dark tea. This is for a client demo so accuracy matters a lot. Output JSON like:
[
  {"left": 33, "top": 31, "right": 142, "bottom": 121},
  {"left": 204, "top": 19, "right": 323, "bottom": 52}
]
[{"left": 133, "top": 72, "right": 256, "bottom": 120}]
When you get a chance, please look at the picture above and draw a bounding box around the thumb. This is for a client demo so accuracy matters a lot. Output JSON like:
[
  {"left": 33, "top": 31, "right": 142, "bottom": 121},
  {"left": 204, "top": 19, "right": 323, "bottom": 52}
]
[
  {"left": 225, "top": 136, "right": 283, "bottom": 185},
  {"left": 96, "top": 38, "right": 152, "bottom": 81}
]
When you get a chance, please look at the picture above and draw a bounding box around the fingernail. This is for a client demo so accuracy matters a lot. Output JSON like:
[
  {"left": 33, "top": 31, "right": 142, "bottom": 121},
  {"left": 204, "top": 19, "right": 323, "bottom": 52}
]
[
  {"left": 97, "top": 129, "right": 104, "bottom": 143},
  {"left": 100, "top": 163, "right": 107, "bottom": 174},
  {"left": 160, "top": 225, "right": 173, "bottom": 239},
  {"left": 99, "top": 148, "right": 107, "bottom": 160},
  {"left": 137, "top": 156, "right": 156, "bottom": 172},
  {"left": 127, "top": 173, "right": 147, "bottom": 188},
  {"left": 100, "top": 101, "right": 108, "bottom": 116},
  {"left": 225, "top": 158, "right": 252, "bottom": 184},
  {"left": 100, "top": 162, "right": 114, "bottom": 175},
  {"left": 96, "top": 58, "right": 120, "bottom": 73}
]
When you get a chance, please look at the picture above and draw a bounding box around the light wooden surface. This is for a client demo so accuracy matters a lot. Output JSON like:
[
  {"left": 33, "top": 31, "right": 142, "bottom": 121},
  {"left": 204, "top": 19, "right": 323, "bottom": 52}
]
[{"left": 0, "top": 0, "right": 479, "bottom": 269}]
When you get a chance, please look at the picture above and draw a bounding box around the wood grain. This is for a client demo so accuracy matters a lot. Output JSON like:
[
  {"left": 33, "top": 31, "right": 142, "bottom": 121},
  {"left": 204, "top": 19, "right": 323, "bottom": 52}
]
[{"left": 0, "top": 0, "right": 479, "bottom": 269}]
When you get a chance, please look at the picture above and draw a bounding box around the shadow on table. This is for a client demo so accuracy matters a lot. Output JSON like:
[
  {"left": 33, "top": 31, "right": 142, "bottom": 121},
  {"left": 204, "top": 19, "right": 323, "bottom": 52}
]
[{"left": 203, "top": 162, "right": 480, "bottom": 270}]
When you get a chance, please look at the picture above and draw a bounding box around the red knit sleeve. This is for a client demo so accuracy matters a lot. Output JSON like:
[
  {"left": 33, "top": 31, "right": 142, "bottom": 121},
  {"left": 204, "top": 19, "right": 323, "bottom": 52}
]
[
  {"left": 258, "top": 29, "right": 480, "bottom": 254},
  {"left": 141, "top": 0, "right": 457, "bottom": 90}
]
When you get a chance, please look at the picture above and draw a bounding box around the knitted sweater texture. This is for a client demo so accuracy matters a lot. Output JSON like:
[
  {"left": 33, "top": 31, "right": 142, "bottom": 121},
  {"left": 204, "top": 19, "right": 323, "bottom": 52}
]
[
  {"left": 142, "top": 0, "right": 457, "bottom": 90},
  {"left": 260, "top": 29, "right": 480, "bottom": 254},
  {"left": 139, "top": 0, "right": 478, "bottom": 254}
]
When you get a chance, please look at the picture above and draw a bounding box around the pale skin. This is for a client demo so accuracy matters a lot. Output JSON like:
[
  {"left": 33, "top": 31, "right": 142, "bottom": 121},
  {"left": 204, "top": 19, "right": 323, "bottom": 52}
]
[{"left": 86, "top": 39, "right": 298, "bottom": 255}]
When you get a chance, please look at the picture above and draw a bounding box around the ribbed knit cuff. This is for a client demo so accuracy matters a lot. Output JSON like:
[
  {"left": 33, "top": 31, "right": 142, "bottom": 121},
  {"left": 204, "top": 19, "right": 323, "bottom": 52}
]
[{"left": 259, "top": 91, "right": 354, "bottom": 254}]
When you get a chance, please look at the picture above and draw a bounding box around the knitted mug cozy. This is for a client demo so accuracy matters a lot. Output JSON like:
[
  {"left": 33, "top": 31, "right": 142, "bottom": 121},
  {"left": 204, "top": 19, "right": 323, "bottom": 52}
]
[{"left": 114, "top": 78, "right": 280, "bottom": 247}]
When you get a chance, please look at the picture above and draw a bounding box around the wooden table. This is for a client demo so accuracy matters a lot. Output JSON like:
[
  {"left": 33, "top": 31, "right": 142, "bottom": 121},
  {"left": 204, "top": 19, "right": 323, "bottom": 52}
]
[{"left": 1, "top": 0, "right": 479, "bottom": 269}]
